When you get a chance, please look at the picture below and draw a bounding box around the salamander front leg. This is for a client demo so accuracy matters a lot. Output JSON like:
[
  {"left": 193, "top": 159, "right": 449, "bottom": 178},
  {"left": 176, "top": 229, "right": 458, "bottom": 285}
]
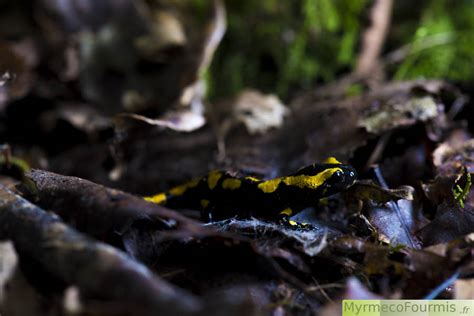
[{"left": 277, "top": 208, "right": 314, "bottom": 230}]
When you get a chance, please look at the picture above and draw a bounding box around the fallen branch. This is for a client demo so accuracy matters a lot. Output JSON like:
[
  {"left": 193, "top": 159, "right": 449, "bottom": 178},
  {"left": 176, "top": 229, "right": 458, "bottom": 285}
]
[
  {"left": 0, "top": 185, "right": 201, "bottom": 315},
  {"left": 25, "top": 169, "right": 208, "bottom": 239}
]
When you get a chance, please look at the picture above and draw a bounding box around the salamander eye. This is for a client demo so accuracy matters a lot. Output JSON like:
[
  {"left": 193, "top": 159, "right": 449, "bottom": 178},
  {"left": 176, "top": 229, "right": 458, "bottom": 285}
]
[
  {"left": 333, "top": 170, "right": 344, "bottom": 179},
  {"left": 345, "top": 170, "right": 357, "bottom": 185}
]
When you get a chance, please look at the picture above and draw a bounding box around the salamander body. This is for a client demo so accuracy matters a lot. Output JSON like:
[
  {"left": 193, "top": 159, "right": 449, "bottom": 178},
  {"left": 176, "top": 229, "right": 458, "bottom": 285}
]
[{"left": 145, "top": 157, "right": 357, "bottom": 223}]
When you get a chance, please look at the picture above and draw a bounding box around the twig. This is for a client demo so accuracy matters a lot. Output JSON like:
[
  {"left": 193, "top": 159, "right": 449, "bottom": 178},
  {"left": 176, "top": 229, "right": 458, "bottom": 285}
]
[
  {"left": 311, "top": 0, "right": 394, "bottom": 98},
  {"left": 423, "top": 270, "right": 460, "bottom": 300},
  {"left": 373, "top": 166, "right": 418, "bottom": 249},
  {"left": 198, "top": 0, "right": 227, "bottom": 76},
  {"left": 365, "top": 132, "right": 392, "bottom": 171},
  {"left": 447, "top": 95, "right": 468, "bottom": 120},
  {"left": 383, "top": 32, "right": 454, "bottom": 66},
  {"left": 355, "top": 0, "right": 394, "bottom": 77}
]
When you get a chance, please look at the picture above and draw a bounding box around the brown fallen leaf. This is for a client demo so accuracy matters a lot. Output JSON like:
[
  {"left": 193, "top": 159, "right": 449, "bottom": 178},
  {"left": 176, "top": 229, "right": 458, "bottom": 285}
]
[
  {"left": 419, "top": 131, "right": 474, "bottom": 246},
  {"left": 358, "top": 95, "right": 440, "bottom": 134}
]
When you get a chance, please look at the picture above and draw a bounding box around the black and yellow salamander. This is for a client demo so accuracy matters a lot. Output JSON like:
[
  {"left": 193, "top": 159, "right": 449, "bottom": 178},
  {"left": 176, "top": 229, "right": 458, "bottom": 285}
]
[{"left": 145, "top": 157, "right": 357, "bottom": 228}]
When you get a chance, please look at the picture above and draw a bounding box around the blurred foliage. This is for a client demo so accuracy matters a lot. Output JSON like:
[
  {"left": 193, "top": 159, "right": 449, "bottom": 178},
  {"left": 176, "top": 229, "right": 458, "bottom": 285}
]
[
  {"left": 208, "top": 0, "right": 369, "bottom": 99},
  {"left": 393, "top": 0, "right": 474, "bottom": 81},
  {"left": 206, "top": 0, "right": 474, "bottom": 101}
]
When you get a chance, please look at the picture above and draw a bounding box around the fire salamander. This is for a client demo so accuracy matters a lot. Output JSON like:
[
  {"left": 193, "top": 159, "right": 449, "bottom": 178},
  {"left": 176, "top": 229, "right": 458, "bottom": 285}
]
[{"left": 145, "top": 157, "right": 357, "bottom": 229}]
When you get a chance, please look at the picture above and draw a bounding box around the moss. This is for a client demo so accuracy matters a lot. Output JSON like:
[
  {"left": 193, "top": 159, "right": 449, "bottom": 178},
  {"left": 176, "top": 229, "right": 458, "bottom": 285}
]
[
  {"left": 206, "top": 0, "right": 474, "bottom": 100},
  {"left": 394, "top": 0, "right": 474, "bottom": 82},
  {"left": 208, "top": 0, "right": 368, "bottom": 100}
]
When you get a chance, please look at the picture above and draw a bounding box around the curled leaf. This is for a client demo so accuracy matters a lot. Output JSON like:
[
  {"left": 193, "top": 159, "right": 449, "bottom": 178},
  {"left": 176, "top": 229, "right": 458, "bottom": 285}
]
[{"left": 346, "top": 180, "right": 414, "bottom": 204}]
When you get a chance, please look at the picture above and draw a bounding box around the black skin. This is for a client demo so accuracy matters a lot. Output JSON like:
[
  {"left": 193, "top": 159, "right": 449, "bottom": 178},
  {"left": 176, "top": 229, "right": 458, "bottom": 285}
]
[{"left": 160, "top": 162, "right": 357, "bottom": 224}]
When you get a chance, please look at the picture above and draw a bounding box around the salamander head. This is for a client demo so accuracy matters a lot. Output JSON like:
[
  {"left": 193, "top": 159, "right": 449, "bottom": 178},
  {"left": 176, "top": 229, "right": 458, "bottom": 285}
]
[
  {"left": 324, "top": 164, "right": 357, "bottom": 192},
  {"left": 292, "top": 159, "right": 357, "bottom": 196}
]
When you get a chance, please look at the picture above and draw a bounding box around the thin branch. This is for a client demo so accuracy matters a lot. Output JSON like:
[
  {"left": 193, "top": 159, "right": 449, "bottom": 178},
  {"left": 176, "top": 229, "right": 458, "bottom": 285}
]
[
  {"left": 25, "top": 169, "right": 208, "bottom": 239},
  {"left": 383, "top": 32, "right": 454, "bottom": 65},
  {"left": 355, "top": 0, "right": 394, "bottom": 76}
]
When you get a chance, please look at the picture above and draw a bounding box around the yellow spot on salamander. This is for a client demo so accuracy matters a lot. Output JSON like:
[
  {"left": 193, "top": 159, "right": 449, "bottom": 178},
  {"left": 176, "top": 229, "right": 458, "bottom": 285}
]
[
  {"left": 188, "top": 178, "right": 200, "bottom": 188},
  {"left": 200, "top": 199, "right": 210, "bottom": 209},
  {"left": 169, "top": 184, "right": 188, "bottom": 196},
  {"left": 144, "top": 193, "right": 167, "bottom": 204},
  {"left": 169, "top": 178, "right": 200, "bottom": 196},
  {"left": 283, "top": 167, "right": 342, "bottom": 189},
  {"left": 323, "top": 157, "right": 341, "bottom": 164},
  {"left": 245, "top": 176, "right": 260, "bottom": 182},
  {"left": 289, "top": 220, "right": 297, "bottom": 226},
  {"left": 258, "top": 178, "right": 282, "bottom": 193},
  {"left": 222, "top": 178, "right": 241, "bottom": 190},
  {"left": 207, "top": 171, "right": 222, "bottom": 190},
  {"left": 258, "top": 167, "right": 342, "bottom": 193},
  {"left": 280, "top": 208, "right": 293, "bottom": 216}
]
